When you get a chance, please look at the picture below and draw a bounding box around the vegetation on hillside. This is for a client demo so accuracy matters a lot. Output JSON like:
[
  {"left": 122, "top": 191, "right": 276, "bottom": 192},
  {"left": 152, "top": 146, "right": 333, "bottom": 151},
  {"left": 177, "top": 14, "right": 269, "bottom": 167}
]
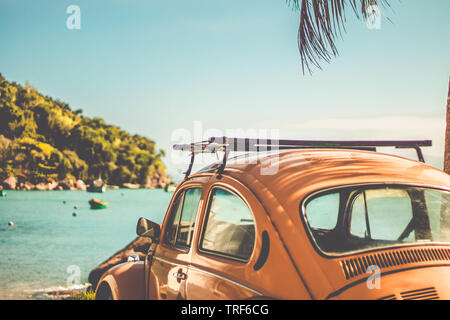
[{"left": 0, "top": 73, "right": 168, "bottom": 186}]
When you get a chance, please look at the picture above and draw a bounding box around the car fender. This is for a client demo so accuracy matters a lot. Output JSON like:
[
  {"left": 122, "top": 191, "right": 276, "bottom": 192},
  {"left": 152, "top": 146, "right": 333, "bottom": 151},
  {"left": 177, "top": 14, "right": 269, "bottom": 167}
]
[{"left": 95, "top": 261, "right": 145, "bottom": 300}]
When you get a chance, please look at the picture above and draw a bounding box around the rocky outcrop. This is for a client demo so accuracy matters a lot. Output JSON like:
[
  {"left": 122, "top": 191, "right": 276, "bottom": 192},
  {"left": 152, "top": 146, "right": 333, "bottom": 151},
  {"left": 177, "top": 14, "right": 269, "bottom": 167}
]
[
  {"left": 4, "top": 178, "right": 89, "bottom": 191},
  {"left": 121, "top": 182, "right": 140, "bottom": 189},
  {"left": 23, "top": 182, "right": 35, "bottom": 190},
  {"left": 88, "top": 236, "right": 152, "bottom": 291},
  {"left": 0, "top": 175, "right": 171, "bottom": 191},
  {"left": 57, "top": 179, "right": 75, "bottom": 190},
  {"left": 57, "top": 179, "right": 87, "bottom": 190},
  {"left": 2, "top": 176, "right": 17, "bottom": 190},
  {"left": 75, "top": 180, "right": 87, "bottom": 191},
  {"left": 141, "top": 174, "right": 171, "bottom": 189},
  {"left": 35, "top": 180, "right": 58, "bottom": 191}
]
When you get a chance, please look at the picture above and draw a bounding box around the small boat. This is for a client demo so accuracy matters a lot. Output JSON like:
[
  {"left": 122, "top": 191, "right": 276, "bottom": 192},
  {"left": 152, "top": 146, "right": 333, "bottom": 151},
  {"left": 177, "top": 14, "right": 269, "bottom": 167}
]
[{"left": 89, "top": 198, "right": 108, "bottom": 209}]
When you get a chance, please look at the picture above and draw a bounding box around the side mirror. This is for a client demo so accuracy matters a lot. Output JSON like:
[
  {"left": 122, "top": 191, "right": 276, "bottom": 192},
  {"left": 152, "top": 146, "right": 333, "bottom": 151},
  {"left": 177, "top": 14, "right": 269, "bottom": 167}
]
[{"left": 136, "top": 217, "right": 161, "bottom": 242}]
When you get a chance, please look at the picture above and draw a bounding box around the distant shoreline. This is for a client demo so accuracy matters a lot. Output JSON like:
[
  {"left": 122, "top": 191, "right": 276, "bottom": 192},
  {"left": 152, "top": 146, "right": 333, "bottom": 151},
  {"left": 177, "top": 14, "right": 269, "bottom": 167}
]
[{"left": 1, "top": 176, "right": 177, "bottom": 192}]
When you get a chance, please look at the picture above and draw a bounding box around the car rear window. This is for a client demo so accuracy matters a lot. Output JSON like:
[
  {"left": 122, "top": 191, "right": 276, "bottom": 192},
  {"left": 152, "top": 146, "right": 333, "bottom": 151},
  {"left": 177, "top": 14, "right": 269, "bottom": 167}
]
[{"left": 303, "top": 185, "right": 450, "bottom": 254}]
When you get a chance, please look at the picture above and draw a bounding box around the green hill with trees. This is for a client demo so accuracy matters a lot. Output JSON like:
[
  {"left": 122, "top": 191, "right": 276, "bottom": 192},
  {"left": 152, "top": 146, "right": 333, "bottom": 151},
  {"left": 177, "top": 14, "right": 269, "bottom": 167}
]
[{"left": 0, "top": 73, "right": 170, "bottom": 190}]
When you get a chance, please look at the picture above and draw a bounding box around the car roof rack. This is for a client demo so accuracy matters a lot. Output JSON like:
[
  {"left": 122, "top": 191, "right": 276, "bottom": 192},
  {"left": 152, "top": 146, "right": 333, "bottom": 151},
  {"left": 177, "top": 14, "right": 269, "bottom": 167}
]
[{"left": 173, "top": 137, "right": 432, "bottom": 179}]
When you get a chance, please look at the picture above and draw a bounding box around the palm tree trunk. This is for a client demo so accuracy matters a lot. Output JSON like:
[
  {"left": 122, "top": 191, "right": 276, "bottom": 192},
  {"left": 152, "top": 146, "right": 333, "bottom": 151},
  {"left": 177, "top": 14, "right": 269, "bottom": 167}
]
[{"left": 444, "top": 77, "right": 450, "bottom": 174}]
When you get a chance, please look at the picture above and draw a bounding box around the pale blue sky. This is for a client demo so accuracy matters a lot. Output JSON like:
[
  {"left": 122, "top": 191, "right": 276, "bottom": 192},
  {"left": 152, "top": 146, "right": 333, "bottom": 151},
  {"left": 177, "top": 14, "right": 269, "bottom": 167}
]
[{"left": 1, "top": 0, "right": 449, "bottom": 179}]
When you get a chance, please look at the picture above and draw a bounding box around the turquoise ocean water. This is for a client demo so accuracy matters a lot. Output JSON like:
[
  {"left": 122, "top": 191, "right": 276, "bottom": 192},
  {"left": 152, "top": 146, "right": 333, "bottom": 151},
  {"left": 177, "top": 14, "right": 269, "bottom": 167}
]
[{"left": 0, "top": 189, "right": 173, "bottom": 299}]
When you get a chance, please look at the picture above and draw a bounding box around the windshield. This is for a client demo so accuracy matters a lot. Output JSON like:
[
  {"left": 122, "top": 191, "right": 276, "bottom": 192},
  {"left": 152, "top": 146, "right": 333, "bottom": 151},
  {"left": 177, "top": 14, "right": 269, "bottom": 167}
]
[{"left": 303, "top": 185, "right": 450, "bottom": 254}]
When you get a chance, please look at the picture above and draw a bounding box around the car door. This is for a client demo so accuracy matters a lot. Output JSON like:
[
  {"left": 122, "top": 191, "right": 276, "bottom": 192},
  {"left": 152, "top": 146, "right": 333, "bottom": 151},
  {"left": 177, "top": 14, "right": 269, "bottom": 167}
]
[
  {"left": 184, "top": 175, "right": 309, "bottom": 300},
  {"left": 185, "top": 181, "right": 262, "bottom": 299},
  {"left": 147, "top": 187, "right": 202, "bottom": 300}
]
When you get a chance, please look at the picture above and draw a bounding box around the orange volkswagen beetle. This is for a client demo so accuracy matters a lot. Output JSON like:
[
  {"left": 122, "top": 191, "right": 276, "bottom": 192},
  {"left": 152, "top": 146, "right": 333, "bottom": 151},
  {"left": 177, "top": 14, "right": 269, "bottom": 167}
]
[{"left": 95, "top": 137, "right": 450, "bottom": 300}]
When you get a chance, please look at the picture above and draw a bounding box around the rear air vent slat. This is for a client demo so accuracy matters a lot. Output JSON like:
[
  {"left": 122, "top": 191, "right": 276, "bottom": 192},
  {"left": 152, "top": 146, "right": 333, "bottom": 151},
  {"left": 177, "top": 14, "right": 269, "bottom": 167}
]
[
  {"left": 400, "top": 287, "right": 439, "bottom": 300},
  {"left": 340, "top": 247, "right": 450, "bottom": 280},
  {"left": 378, "top": 294, "right": 397, "bottom": 300},
  {"left": 379, "top": 287, "right": 439, "bottom": 300}
]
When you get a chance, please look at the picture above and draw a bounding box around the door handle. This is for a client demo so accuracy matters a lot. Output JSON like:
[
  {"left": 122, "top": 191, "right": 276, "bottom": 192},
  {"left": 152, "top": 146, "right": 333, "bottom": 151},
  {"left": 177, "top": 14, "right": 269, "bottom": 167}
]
[
  {"left": 177, "top": 270, "right": 187, "bottom": 281},
  {"left": 173, "top": 269, "right": 187, "bottom": 282}
]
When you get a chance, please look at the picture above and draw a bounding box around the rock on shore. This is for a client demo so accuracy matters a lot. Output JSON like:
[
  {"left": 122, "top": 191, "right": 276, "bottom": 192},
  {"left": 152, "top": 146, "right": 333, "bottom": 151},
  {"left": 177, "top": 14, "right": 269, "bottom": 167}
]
[
  {"left": 75, "top": 180, "right": 87, "bottom": 190},
  {"left": 35, "top": 180, "right": 59, "bottom": 191},
  {"left": 56, "top": 179, "right": 86, "bottom": 190},
  {"left": 141, "top": 174, "right": 170, "bottom": 189},
  {"left": 2, "top": 176, "right": 17, "bottom": 190},
  {"left": 121, "top": 182, "right": 140, "bottom": 189},
  {"left": 88, "top": 236, "right": 152, "bottom": 291}
]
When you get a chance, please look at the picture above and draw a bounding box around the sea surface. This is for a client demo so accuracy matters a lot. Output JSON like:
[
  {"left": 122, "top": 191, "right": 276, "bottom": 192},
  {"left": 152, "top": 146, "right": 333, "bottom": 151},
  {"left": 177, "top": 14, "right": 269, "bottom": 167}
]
[{"left": 0, "top": 189, "right": 173, "bottom": 299}]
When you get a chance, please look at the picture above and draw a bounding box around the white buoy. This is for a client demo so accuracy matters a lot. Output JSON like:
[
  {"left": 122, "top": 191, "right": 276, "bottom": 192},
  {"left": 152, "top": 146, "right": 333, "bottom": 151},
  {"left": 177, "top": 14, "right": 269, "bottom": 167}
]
[{"left": 8, "top": 221, "right": 14, "bottom": 227}]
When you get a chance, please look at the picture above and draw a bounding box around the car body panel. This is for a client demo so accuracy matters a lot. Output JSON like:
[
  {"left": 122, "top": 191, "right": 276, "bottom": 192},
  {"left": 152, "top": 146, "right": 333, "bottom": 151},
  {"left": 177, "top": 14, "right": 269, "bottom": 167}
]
[
  {"left": 95, "top": 261, "right": 145, "bottom": 300},
  {"left": 105, "top": 149, "right": 450, "bottom": 300},
  {"left": 185, "top": 175, "right": 310, "bottom": 299},
  {"left": 329, "top": 266, "right": 450, "bottom": 300},
  {"left": 150, "top": 252, "right": 188, "bottom": 300},
  {"left": 193, "top": 150, "right": 450, "bottom": 299}
]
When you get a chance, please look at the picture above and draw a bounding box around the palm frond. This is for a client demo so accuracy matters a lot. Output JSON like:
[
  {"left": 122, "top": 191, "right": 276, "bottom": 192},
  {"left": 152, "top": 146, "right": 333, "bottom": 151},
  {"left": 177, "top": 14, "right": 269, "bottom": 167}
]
[{"left": 288, "top": 0, "right": 392, "bottom": 74}]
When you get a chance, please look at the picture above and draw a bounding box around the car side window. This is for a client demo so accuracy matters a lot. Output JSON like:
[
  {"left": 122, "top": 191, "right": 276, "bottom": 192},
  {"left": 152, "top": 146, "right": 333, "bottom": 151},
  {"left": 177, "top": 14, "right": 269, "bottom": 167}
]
[
  {"left": 350, "top": 189, "right": 415, "bottom": 241},
  {"left": 199, "top": 188, "right": 255, "bottom": 261},
  {"left": 164, "top": 188, "right": 202, "bottom": 249},
  {"left": 305, "top": 192, "right": 340, "bottom": 230}
]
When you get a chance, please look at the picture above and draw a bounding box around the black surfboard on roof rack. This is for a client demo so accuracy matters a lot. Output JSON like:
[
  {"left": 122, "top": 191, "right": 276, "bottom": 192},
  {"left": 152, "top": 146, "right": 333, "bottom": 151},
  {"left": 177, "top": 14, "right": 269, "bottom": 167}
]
[{"left": 173, "top": 137, "right": 432, "bottom": 179}]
